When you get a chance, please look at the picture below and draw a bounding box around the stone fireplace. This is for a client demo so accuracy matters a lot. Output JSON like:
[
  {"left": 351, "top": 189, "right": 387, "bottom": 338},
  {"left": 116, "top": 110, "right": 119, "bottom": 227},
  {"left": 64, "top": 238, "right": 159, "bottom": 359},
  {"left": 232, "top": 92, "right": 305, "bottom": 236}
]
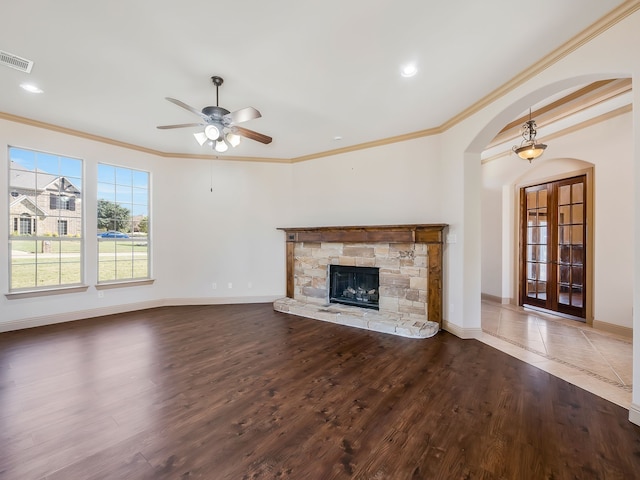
[{"left": 273, "top": 224, "right": 446, "bottom": 338}]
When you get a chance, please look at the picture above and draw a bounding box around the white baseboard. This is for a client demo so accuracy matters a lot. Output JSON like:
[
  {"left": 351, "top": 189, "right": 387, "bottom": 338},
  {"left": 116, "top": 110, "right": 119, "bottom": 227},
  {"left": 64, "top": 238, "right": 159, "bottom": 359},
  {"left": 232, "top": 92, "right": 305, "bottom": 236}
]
[
  {"left": 442, "top": 320, "right": 482, "bottom": 339},
  {"left": 162, "top": 295, "right": 281, "bottom": 306},
  {"left": 0, "top": 300, "right": 162, "bottom": 333},
  {"left": 629, "top": 403, "right": 640, "bottom": 426},
  {"left": 593, "top": 319, "right": 633, "bottom": 339},
  {"left": 0, "top": 295, "right": 283, "bottom": 333},
  {"left": 481, "top": 293, "right": 512, "bottom": 305}
]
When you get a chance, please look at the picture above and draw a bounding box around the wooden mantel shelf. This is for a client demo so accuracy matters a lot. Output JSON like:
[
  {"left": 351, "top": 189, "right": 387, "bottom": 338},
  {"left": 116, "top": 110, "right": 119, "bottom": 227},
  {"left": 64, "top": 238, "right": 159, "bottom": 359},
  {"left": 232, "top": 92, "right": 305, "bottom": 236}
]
[
  {"left": 277, "top": 224, "right": 447, "bottom": 327},
  {"left": 277, "top": 224, "right": 447, "bottom": 245}
]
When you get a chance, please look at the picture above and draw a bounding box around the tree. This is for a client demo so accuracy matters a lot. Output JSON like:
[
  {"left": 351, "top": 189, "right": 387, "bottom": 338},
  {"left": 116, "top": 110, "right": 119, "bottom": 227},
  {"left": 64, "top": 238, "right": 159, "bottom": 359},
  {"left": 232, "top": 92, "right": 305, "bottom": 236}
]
[
  {"left": 97, "top": 199, "right": 131, "bottom": 232},
  {"left": 138, "top": 216, "right": 148, "bottom": 233}
]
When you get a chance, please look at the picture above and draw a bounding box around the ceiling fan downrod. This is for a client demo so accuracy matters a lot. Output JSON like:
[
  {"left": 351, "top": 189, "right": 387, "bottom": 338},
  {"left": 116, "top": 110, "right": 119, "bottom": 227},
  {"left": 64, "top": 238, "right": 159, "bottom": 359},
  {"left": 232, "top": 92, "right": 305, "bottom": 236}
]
[{"left": 211, "top": 76, "right": 223, "bottom": 107}]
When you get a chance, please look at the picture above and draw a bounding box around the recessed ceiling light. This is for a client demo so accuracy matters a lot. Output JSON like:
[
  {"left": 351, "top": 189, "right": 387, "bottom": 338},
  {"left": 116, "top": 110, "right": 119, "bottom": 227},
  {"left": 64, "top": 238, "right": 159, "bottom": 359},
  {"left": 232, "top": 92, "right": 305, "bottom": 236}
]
[
  {"left": 20, "top": 83, "right": 43, "bottom": 94},
  {"left": 400, "top": 63, "right": 417, "bottom": 78},
  {"left": 333, "top": 136, "right": 343, "bottom": 141}
]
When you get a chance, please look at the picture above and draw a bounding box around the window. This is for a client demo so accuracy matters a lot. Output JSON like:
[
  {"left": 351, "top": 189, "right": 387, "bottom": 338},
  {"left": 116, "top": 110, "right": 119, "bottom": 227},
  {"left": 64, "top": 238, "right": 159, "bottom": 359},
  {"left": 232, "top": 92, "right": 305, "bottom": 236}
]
[
  {"left": 50, "top": 194, "right": 75, "bottom": 211},
  {"left": 8, "top": 147, "right": 83, "bottom": 291},
  {"left": 58, "top": 220, "right": 68, "bottom": 236},
  {"left": 17, "top": 215, "right": 34, "bottom": 235},
  {"left": 97, "top": 164, "right": 149, "bottom": 282}
]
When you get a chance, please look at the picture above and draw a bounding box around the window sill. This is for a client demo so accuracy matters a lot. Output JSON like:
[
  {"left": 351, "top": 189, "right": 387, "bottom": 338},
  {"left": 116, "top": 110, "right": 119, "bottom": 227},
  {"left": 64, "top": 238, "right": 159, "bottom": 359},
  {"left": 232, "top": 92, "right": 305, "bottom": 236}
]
[
  {"left": 96, "top": 279, "right": 155, "bottom": 290},
  {"left": 6, "top": 285, "right": 90, "bottom": 300}
]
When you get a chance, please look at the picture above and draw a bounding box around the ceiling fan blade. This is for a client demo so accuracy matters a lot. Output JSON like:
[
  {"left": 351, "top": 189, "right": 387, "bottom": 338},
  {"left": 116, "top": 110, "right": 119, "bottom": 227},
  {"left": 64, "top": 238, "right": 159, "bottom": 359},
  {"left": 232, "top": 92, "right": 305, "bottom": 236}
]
[
  {"left": 156, "top": 123, "right": 204, "bottom": 129},
  {"left": 230, "top": 126, "right": 272, "bottom": 144},
  {"left": 165, "top": 97, "right": 209, "bottom": 120},
  {"left": 224, "top": 106, "right": 261, "bottom": 125}
]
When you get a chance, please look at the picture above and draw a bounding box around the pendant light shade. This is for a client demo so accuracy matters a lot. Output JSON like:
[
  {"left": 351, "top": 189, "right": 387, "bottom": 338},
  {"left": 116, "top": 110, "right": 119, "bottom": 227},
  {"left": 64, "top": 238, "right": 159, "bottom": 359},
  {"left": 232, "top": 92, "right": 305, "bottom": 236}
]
[
  {"left": 214, "top": 140, "right": 229, "bottom": 153},
  {"left": 204, "top": 124, "right": 220, "bottom": 141},
  {"left": 513, "top": 110, "right": 547, "bottom": 162}
]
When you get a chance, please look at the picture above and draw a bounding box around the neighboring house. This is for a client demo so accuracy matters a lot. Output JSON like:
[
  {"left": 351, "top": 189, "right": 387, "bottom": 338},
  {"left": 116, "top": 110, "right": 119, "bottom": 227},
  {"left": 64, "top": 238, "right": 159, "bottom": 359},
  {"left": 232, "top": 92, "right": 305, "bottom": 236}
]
[{"left": 9, "top": 161, "right": 82, "bottom": 237}]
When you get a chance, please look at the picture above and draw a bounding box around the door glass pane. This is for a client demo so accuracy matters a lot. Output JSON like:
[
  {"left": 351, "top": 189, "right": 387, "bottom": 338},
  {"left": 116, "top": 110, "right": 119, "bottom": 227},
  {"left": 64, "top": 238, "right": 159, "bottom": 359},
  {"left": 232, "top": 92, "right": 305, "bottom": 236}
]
[
  {"left": 571, "top": 204, "right": 583, "bottom": 224},
  {"left": 572, "top": 266, "right": 583, "bottom": 286},
  {"left": 538, "top": 208, "right": 547, "bottom": 226},
  {"left": 538, "top": 192, "right": 547, "bottom": 208},
  {"left": 559, "top": 245, "right": 570, "bottom": 264},
  {"left": 572, "top": 246, "right": 583, "bottom": 265},
  {"left": 572, "top": 183, "right": 583, "bottom": 203},
  {"left": 558, "top": 205, "right": 570, "bottom": 225},
  {"left": 539, "top": 263, "right": 547, "bottom": 281},
  {"left": 559, "top": 265, "right": 570, "bottom": 283},
  {"left": 571, "top": 225, "right": 583, "bottom": 245},
  {"left": 559, "top": 226, "right": 570, "bottom": 244},
  {"left": 559, "top": 185, "right": 571, "bottom": 205},
  {"left": 527, "top": 210, "right": 537, "bottom": 226},
  {"left": 527, "top": 191, "right": 537, "bottom": 208},
  {"left": 571, "top": 287, "right": 583, "bottom": 307},
  {"left": 539, "top": 225, "right": 547, "bottom": 244},
  {"left": 558, "top": 284, "right": 571, "bottom": 305},
  {"left": 537, "top": 282, "right": 547, "bottom": 300},
  {"left": 533, "top": 227, "right": 541, "bottom": 244},
  {"left": 539, "top": 245, "right": 547, "bottom": 262}
]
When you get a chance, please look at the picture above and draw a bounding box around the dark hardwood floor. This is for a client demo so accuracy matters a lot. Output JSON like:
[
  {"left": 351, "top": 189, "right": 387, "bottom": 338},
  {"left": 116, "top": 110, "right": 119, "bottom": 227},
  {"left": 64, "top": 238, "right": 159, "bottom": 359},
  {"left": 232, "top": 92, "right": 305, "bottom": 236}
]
[{"left": 1, "top": 304, "right": 639, "bottom": 479}]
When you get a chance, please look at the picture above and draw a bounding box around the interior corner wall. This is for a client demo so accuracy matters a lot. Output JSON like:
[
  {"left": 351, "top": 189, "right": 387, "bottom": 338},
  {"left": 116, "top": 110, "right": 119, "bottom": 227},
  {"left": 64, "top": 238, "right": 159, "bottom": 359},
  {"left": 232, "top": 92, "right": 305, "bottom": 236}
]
[{"left": 480, "top": 185, "right": 502, "bottom": 299}]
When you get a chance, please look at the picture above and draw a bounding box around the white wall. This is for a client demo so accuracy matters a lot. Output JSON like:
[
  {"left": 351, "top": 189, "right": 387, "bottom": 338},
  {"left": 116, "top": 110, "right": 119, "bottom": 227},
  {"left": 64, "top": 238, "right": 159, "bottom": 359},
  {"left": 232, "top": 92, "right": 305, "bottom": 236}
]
[
  {"left": 289, "top": 136, "right": 444, "bottom": 227},
  {"left": 480, "top": 185, "right": 502, "bottom": 300},
  {"left": 152, "top": 156, "right": 292, "bottom": 301}
]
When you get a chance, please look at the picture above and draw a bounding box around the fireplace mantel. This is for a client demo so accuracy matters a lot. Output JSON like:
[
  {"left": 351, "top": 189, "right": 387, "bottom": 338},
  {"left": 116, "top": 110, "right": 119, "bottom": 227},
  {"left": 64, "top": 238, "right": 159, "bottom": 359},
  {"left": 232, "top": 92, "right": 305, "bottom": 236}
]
[
  {"left": 278, "top": 224, "right": 447, "bottom": 244},
  {"left": 278, "top": 224, "right": 447, "bottom": 328}
]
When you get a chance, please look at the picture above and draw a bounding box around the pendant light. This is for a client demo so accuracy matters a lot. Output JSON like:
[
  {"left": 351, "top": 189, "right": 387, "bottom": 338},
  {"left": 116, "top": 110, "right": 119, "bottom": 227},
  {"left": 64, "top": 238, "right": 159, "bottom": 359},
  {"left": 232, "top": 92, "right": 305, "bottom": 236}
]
[{"left": 513, "top": 109, "right": 547, "bottom": 162}]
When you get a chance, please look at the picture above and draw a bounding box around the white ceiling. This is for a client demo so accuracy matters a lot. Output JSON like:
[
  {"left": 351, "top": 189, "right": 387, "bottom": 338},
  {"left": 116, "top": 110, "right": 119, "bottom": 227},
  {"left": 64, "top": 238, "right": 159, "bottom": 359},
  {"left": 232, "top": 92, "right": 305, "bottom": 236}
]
[{"left": 0, "top": 0, "right": 627, "bottom": 160}]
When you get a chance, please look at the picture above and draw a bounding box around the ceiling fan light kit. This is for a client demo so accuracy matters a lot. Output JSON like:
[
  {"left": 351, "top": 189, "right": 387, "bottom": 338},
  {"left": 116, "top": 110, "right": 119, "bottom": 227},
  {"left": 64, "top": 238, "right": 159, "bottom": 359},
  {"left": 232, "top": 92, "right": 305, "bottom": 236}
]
[
  {"left": 157, "top": 75, "right": 272, "bottom": 152},
  {"left": 204, "top": 124, "right": 221, "bottom": 141},
  {"left": 513, "top": 109, "right": 547, "bottom": 162}
]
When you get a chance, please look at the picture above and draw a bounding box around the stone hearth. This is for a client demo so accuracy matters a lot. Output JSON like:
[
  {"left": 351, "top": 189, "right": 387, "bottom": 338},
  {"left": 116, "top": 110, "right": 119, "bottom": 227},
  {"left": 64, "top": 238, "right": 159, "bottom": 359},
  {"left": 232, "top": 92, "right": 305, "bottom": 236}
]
[
  {"left": 273, "top": 297, "right": 439, "bottom": 338},
  {"left": 274, "top": 225, "right": 446, "bottom": 339}
]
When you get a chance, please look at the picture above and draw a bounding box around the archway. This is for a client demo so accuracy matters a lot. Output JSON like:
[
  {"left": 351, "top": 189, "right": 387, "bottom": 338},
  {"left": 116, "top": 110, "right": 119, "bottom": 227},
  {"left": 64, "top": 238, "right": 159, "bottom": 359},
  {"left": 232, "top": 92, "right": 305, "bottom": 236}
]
[{"left": 463, "top": 75, "right": 634, "bottom": 411}]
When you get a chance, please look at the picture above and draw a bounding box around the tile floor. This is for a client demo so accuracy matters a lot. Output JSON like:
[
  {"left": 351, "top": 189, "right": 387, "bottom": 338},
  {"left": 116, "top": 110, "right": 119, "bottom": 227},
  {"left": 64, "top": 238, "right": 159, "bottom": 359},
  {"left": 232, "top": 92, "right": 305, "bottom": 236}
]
[{"left": 479, "top": 300, "right": 633, "bottom": 409}]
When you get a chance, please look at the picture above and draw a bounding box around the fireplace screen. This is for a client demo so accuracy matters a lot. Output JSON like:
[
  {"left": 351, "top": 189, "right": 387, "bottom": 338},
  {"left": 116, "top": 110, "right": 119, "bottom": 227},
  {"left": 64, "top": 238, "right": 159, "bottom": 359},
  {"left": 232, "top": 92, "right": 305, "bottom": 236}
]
[{"left": 329, "top": 265, "right": 380, "bottom": 310}]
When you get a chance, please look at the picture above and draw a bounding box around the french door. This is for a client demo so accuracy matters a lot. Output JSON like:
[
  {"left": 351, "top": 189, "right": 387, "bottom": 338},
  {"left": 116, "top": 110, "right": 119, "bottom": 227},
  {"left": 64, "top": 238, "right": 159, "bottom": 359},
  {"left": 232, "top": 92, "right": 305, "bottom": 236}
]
[{"left": 520, "top": 175, "right": 586, "bottom": 319}]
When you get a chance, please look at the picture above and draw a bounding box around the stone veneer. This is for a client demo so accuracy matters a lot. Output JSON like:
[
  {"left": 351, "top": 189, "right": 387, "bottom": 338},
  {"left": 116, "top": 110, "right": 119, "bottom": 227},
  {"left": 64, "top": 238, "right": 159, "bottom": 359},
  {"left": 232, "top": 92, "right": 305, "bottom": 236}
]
[{"left": 294, "top": 241, "right": 428, "bottom": 321}]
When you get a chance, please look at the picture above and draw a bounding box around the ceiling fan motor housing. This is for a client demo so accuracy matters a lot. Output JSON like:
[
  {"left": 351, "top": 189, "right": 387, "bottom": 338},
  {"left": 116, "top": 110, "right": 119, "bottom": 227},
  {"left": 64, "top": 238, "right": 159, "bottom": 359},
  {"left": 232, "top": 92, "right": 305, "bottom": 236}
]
[
  {"left": 202, "top": 106, "right": 231, "bottom": 123},
  {"left": 201, "top": 106, "right": 231, "bottom": 140}
]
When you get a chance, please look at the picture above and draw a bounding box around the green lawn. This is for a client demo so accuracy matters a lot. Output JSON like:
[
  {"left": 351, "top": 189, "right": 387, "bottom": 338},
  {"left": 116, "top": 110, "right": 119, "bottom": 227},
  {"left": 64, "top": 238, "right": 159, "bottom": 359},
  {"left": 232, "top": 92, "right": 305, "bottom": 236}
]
[{"left": 10, "top": 238, "right": 149, "bottom": 289}]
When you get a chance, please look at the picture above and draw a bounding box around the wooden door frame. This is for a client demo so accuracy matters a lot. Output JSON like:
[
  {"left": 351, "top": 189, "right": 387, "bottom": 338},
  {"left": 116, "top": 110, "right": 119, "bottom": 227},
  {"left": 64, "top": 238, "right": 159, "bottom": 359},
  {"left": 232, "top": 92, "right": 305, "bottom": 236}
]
[{"left": 515, "top": 167, "right": 594, "bottom": 325}]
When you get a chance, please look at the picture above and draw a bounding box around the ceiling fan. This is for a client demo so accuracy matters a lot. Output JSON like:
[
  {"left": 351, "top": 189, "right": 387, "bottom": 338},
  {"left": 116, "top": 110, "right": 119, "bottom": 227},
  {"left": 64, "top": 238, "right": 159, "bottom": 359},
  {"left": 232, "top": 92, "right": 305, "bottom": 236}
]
[{"left": 157, "top": 76, "right": 272, "bottom": 153}]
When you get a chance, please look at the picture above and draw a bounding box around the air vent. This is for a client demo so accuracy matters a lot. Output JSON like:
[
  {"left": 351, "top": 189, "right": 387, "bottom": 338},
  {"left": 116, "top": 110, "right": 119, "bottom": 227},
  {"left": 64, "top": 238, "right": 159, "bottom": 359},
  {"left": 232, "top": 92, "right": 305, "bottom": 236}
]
[{"left": 0, "top": 50, "right": 34, "bottom": 73}]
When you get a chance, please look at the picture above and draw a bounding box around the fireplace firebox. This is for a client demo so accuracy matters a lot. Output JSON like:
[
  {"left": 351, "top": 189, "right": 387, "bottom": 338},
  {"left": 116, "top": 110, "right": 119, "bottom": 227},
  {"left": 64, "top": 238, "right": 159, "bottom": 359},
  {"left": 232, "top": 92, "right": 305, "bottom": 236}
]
[{"left": 329, "top": 265, "right": 379, "bottom": 310}]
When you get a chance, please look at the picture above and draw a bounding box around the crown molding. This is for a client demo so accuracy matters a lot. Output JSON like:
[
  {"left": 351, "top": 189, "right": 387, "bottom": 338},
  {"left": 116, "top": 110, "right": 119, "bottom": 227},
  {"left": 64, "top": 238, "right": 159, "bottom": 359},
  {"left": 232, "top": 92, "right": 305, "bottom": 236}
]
[
  {"left": 480, "top": 104, "right": 632, "bottom": 165},
  {"left": 0, "top": 111, "right": 289, "bottom": 163}
]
